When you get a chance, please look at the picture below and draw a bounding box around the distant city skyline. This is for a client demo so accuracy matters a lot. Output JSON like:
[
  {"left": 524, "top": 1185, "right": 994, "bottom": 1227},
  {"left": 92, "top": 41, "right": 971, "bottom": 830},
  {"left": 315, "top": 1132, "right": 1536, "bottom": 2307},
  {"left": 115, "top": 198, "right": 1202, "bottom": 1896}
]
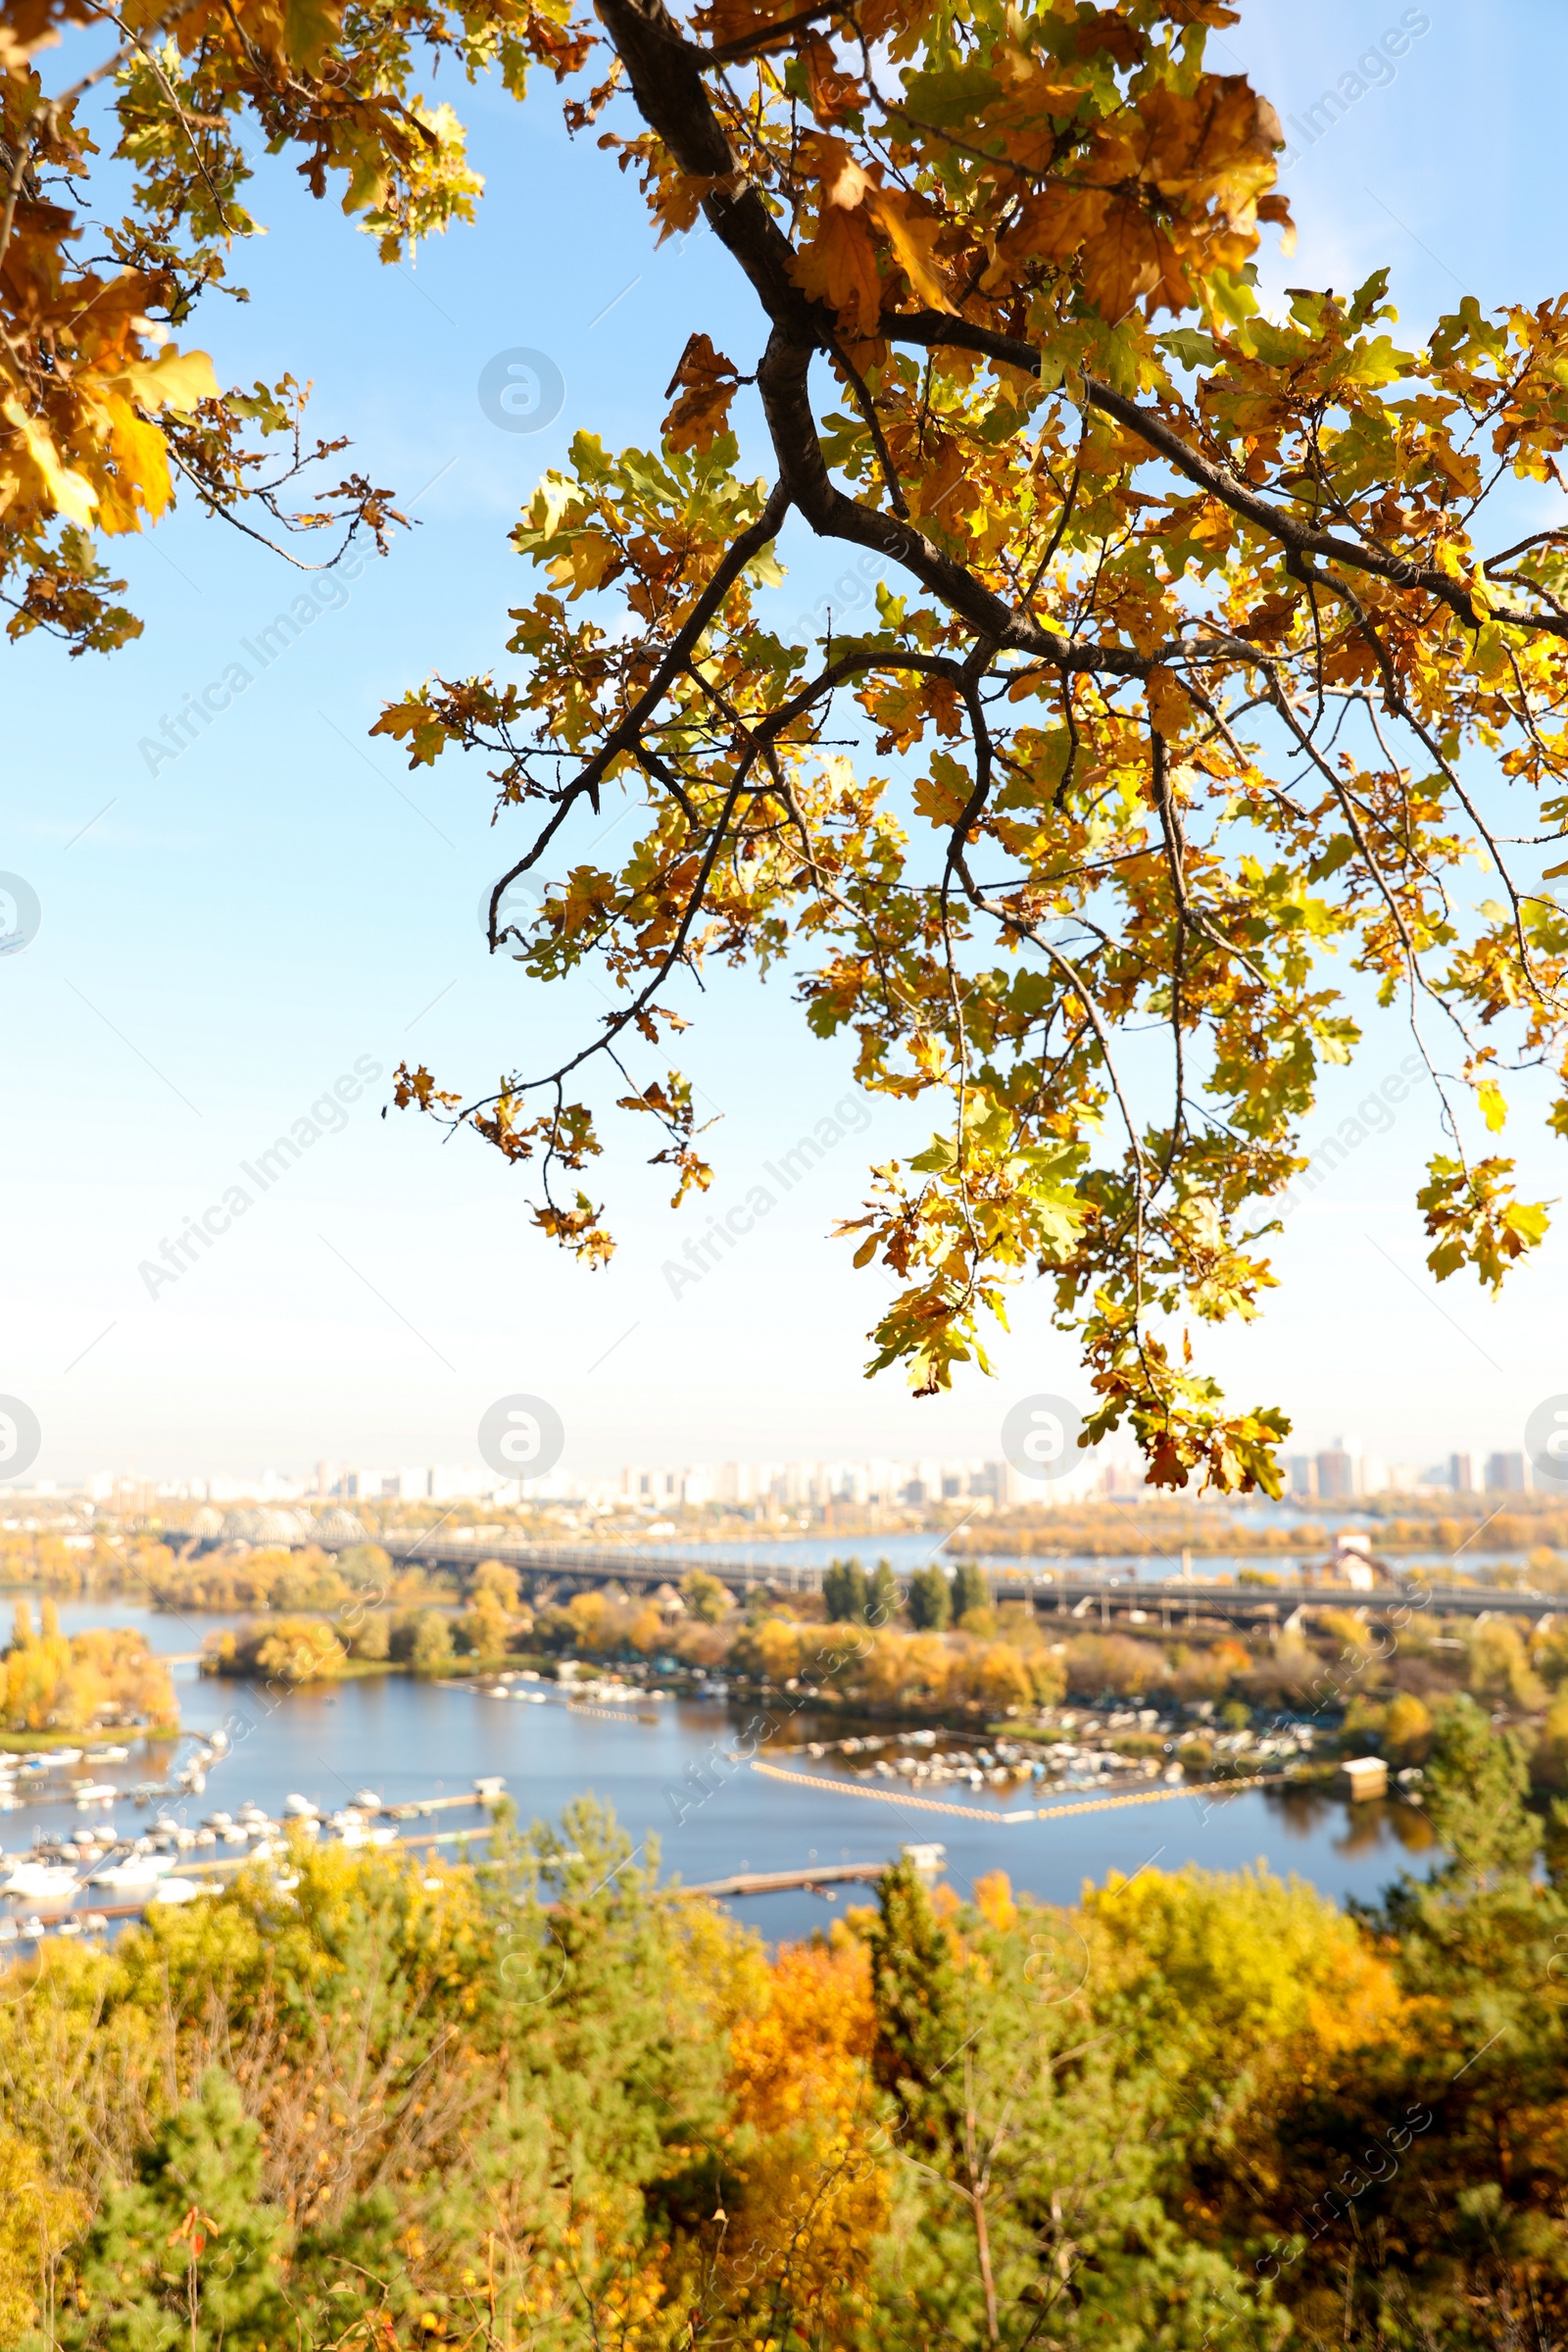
[{"left": 2, "top": 1437, "right": 1554, "bottom": 1512}]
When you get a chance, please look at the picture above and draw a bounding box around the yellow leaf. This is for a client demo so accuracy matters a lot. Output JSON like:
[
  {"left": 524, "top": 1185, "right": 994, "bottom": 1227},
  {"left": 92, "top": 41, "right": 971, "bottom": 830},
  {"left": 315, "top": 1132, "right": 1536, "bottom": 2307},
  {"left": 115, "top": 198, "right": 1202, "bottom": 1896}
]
[
  {"left": 1, "top": 400, "right": 97, "bottom": 527},
  {"left": 108, "top": 346, "right": 220, "bottom": 420},
  {"left": 1146, "top": 666, "right": 1190, "bottom": 738},
  {"left": 96, "top": 396, "right": 172, "bottom": 534},
  {"left": 1477, "top": 1078, "right": 1508, "bottom": 1132},
  {"left": 913, "top": 752, "right": 972, "bottom": 829},
  {"left": 865, "top": 190, "right": 954, "bottom": 315},
  {"left": 284, "top": 0, "right": 340, "bottom": 70},
  {"left": 547, "top": 532, "right": 620, "bottom": 596}
]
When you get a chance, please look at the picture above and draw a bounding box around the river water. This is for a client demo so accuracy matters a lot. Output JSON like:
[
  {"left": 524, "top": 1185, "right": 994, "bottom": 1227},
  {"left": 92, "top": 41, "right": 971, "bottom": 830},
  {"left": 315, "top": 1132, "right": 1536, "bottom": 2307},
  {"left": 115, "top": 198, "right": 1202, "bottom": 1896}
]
[
  {"left": 630, "top": 1530, "right": 1539, "bottom": 1586},
  {"left": 0, "top": 1590, "right": 1439, "bottom": 1943}
]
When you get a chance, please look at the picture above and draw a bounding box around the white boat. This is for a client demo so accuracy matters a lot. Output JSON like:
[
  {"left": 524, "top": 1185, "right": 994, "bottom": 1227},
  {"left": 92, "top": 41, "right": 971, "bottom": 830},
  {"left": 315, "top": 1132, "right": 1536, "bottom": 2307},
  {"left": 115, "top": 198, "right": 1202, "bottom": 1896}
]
[
  {"left": 147, "top": 1880, "right": 207, "bottom": 1906},
  {"left": 1, "top": 1862, "right": 79, "bottom": 1901},
  {"left": 352, "top": 1790, "right": 382, "bottom": 1811},
  {"left": 86, "top": 1746, "right": 129, "bottom": 1762},
  {"left": 93, "top": 1855, "right": 176, "bottom": 1890},
  {"left": 283, "top": 1793, "right": 319, "bottom": 1818}
]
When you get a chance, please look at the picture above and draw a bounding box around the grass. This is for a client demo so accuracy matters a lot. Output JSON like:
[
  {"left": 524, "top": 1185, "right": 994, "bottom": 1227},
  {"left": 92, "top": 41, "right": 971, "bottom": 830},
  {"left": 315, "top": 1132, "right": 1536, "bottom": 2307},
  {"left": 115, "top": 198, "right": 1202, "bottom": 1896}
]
[{"left": 0, "top": 1726, "right": 176, "bottom": 1754}]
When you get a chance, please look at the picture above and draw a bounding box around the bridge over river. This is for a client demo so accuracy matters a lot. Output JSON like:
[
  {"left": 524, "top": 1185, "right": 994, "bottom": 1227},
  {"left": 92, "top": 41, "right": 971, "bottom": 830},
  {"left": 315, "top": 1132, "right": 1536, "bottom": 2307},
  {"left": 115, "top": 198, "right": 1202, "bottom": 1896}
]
[{"left": 323, "top": 1535, "right": 1557, "bottom": 1631}]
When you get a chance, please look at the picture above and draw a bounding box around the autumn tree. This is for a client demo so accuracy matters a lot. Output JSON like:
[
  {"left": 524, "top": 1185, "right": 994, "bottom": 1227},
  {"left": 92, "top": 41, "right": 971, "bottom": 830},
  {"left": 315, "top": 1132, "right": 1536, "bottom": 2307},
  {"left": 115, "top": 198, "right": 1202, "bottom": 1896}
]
[
  {"left": 952, "top": 1560, "right": 991, "bottom": 1625},
  {"left": 868, "top": 1557, "right": 901, "bottom": 1625},
  {"left": 2, "top": 1610, "right": 176, "bottom": 1731},
  {"left": 1405, "top": 1691, "right": 1541, "bottom": 1890},
  {"left": 11, "top": 0, "right": 1568, "bottom": 1489},
  {"left": 904, "top": 1561, "right": 951, "bottom": 1631},
  {"left": 472, "top": 1559, "right": 523, "bottom": 1612},
  {"left": 680, "top": 1567, "right": 732, "bottom": 1623},
  {"left": 822, "top": 1555, "right": 870, "bottom": 1620}
]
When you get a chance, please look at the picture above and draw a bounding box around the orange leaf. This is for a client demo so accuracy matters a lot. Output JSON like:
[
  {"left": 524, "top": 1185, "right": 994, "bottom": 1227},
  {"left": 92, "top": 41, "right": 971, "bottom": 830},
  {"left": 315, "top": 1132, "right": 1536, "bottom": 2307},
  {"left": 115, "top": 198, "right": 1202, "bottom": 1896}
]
[
  {"left": 792, "top": 206, "right": 885, "bottom": 337},
  {"left": 662, "top": 331, "right": 742, "bottom": 454}
]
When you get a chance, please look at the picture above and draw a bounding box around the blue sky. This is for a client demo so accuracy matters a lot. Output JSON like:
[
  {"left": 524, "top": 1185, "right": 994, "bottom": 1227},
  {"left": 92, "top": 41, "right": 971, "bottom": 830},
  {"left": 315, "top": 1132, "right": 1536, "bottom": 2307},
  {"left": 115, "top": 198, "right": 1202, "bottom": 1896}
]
[{"left": 3, "top": 0, "right": 1566, "bottom": 1487}]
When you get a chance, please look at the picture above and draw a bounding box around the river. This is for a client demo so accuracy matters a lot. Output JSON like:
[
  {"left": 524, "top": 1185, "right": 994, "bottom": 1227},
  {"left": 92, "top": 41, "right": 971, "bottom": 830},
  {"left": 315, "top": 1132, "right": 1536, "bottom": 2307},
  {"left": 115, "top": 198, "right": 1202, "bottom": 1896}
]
[
  {"left": 626, "top": 1530, "right": 1539, "bottom": 1585},
  {"left": 0, "top": 1589, "right": 1440, "bottom": 1943}
]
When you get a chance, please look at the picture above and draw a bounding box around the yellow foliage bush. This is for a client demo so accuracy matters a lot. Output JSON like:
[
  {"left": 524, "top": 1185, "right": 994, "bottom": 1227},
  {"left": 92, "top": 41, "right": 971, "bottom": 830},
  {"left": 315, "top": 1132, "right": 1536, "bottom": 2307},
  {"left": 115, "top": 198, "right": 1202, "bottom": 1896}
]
[
  {"left": 1, "top": 1603, "right": 176, "bottom": 1732},
  {"left": 1083, "top": 1863, "right": 1409, "bottom": 2096},
  {"left": 0, "top": 2124, "right": 87, "bottom": 2341},
  {"left": 721, "top": 1936, "right": 887, "bottom": 2333},
  {"left": 1383, "top": 1692, "right": 1434, "bottom": 1765}
]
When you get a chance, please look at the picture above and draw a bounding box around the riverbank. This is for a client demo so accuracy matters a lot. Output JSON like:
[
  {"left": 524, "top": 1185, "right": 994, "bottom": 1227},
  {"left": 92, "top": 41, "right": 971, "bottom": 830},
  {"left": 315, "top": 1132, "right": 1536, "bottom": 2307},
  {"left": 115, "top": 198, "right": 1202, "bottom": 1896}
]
[{"left": 0, "top": 1727, "right": 178, "bottom": 1754}]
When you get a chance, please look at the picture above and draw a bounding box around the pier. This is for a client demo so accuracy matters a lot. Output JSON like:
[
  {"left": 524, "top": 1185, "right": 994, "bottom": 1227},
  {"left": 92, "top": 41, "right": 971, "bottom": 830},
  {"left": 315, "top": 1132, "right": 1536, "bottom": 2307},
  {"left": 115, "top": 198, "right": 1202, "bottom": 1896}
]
[{"left": 682, "top": 1861, "right": 888, "bottom": 1897}]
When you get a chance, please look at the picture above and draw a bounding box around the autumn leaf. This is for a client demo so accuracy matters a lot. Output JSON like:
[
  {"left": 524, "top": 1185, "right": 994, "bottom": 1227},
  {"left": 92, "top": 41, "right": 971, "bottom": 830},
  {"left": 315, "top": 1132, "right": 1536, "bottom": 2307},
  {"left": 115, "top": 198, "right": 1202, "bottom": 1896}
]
[
  {"left": 792, "top": 205, "right": 884, "bottom": 337},
  {"left": 1146, "top": 667, "right": 1191, "bottom": 738},
  {"left": 662, "top": 332, "right": 743, "bottom": 454},
  {"left": 1418, "top": 1153, "right": 1552, "bottom": 1291},
  {"left": 864, "top": 187, "right": 955, "bottom": 316}
]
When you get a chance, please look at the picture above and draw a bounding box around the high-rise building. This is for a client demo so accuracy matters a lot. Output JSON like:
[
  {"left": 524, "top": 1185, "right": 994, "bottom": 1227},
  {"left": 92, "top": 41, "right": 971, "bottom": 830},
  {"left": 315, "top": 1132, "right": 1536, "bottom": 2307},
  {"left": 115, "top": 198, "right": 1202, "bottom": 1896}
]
[
  {"left": 376, "top": 1467, "right": 432, "bottom": 1500},
  {"left": 1315, "top": 1443, "right": 1356, "bottom": 1500},
  {"left": 1449, "top": 1451, "right": 1478, "bottom": 1494},
  {"left": 1485, "top": 1451, "right": 1528, "bottom": 1494}
]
